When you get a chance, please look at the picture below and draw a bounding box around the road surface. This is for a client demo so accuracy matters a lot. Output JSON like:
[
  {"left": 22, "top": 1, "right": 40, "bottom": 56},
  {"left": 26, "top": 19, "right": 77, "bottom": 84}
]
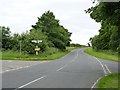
[
  {"left": 1, "top": 60, "right": 49, "bottom": 73},
  {"left": 2, "top": 48, "right": 119, "bottom": 89}
]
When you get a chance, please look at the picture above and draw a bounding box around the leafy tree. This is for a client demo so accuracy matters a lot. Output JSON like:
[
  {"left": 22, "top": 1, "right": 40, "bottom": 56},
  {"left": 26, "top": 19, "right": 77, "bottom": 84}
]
[
  {"left": 1, "top": 26, "right": 13, "bottom": 50},
  {"left": 32, "top": 11, "right": 71, "bottom": 50},
  {"left": 86, "top": 2, "right": 120, "bottom": 26},
  {"left": 109, "top": 26, "right": 120, "bottom": 51},
  {"left": 1, "top": 11, "right": 72, "bottom": 53},
  {"left": 70, "top": 43, "right": 81, "bottom": 47},
  {"left": 12, "top": 33, "right": 21, "bottom": 51},
  {"left": 86, "top": 2, "right": 120, "bottom": 51}
]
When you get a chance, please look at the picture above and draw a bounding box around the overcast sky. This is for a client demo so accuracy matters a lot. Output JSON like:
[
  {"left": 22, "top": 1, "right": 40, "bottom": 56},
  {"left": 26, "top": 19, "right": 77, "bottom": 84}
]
[{"left": 0, "top": 0, "right": 101, "bottom": 45}]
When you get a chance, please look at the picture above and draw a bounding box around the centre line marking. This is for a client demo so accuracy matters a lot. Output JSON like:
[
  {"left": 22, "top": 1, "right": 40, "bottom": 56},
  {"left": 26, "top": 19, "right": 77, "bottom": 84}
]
[
  {"left": 56, "top": 65, "right": 67, "bottom": 71},
  {"left": 70, "top": 50, "right": 79, "bottom": 63},
  {"left": 15, "top": 75, "right": 46, "bottom": 89},
  {"left": 57, "top": 50, "right": 79, "bottom": 71}
]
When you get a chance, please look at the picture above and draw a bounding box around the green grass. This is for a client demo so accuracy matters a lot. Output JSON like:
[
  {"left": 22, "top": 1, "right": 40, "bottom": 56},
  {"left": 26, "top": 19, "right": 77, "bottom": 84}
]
[
  {"left": 0, "top": 51, "right": 1, "bottom": 59},
  {"left": 84, "top": 47, "right": 119, "bottom": 62},
  {"left": 2, "top": 47, "right": 78, "bottom": 61},
  {"left": 98, "top": 73, "right": 120, "bottom": 89}
]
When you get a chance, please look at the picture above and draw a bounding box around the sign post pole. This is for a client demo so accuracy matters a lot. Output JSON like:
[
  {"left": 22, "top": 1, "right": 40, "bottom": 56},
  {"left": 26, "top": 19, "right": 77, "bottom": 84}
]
[{"left": 20, "top": 40, "right": 22, "bottom": 55}]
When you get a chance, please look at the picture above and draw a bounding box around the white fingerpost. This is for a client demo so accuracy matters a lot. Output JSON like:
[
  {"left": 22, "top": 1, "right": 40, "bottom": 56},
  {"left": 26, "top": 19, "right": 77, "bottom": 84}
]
[{"left": 32, "top": 40, "right": 42, "bottom": 55}]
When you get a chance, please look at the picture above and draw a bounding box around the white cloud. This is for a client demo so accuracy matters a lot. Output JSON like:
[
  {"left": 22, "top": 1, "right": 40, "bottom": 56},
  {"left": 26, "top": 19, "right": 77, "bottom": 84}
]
[{"left": 0, "top": 0, "right": 100, "bottom": 45}]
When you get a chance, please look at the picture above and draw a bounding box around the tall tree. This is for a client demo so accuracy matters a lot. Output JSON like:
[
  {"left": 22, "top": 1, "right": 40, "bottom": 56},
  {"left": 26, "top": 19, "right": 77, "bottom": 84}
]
[
  {"left": 1, "top": 11, "right": 72, "bottom": 53},
  {"left": 86, "top": 2, "right": 120, "bottom": 51},
  {"left": 32, "top": 11, "right": 71, "bottom": 50},
  {"left": 1, "top": 26, "right": 13, "bottom": 50}
]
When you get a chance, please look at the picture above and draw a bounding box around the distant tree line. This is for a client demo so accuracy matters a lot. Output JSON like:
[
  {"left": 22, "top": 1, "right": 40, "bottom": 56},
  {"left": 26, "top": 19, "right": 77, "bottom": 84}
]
[
  {"left": 86, "top": 2, "right": 120, "bottom": 52},
  {"left": 1, "top": 11, "right": 72, "bottom": 54},
  {"left": 70, "top": 43, "right": 81, "bottom": 47}
]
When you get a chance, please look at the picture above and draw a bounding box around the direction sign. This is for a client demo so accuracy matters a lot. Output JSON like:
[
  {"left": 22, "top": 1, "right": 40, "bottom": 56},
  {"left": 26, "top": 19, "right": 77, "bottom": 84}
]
[
  {"left": 35, "top": 48, "right": 40, "bottom": 51},
  {"left": 32, "top": 40, "right": 42, "bottom": 43}
]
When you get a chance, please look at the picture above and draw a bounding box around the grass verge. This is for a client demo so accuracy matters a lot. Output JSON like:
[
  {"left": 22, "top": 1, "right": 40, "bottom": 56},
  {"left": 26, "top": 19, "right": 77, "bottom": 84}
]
[
  {"left": 98, "top": 73, "right": 120, "bottom": 89},
  {"left": 84, "top": 47, "right": 119, "bottom": 62},
  {"left": 2, "top": 47, "right": 79, "bottom": 61}
]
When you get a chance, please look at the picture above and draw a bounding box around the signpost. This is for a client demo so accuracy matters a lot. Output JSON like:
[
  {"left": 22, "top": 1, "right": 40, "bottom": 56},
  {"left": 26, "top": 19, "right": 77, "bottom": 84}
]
[
  {"left": 32, "top": 40, "right": 42, "bottom": 43},
  {"left": 35, "top": 46, "right": 40, "bottom": 55},
  {"left": 32, "top": 40, "right": 42, "bottom": 55}
]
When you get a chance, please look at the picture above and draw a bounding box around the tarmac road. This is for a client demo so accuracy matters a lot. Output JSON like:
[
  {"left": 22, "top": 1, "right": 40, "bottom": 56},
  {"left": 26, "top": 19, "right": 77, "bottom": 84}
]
[{"left": 1, "top": 48, "right": 119, "bottom": 89}]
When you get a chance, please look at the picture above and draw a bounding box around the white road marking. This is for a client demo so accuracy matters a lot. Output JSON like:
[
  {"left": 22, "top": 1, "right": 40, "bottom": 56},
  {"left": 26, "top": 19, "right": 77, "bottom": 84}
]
[
  {"left": 91, "top": 57, "right": 112, "bottom": 89},
  {"left": 17, "top": 67, "right": 23, "bottom": 69},
  {"left": 91, "top": 77, "right": 102, "bottom": 89},
  {"left": 25, "top": 66, "right": 30, "bottom": 68},
  {"left": 57, "top": 50, "right": 79, "bottom": 71},
  {"left": 56, "top": 65, "right": 67, "bottom": 71},
  {"left": 70, "top": 59, "right": 74, "bottom": 63},
  {"left": 5, "top": 70, "right": 11, "bottom": 72},
  {"left": 2, "top": 66, "right": 29, "bottom": 73},
  {"left": 15, "top": 75, "right": 46, "bottom": 89},
  {"left": 2, "top": 61, "right": 49, "bottom": 73},
  {"left": 8, "top": 61, "right": 12, "bottom": 62},
  {"left": 60, "top": 50, "right": 75, "bottom": 59},
  {"left": 93, "top": 57, "right": 107, "bottom": 75},
  {"left": 105, "top": 64, "right": 111, "bottom": 73},
  {"left": 76, "top": 50, "right": 79, "bottom": 59},
  {"left": 70, "top": 50, "right": 79, "bottom": 63},
  {"left": 12, "top": 68, "right": 20, "bottom": 71}
]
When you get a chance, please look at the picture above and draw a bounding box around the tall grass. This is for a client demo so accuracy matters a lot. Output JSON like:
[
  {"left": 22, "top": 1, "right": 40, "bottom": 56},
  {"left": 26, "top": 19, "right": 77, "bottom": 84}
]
[
  {"left": 2, "top": 50, "right": 29, "bottom": 60},
  {"left": 2, "top": 47, "right": 78, "bottom": 60}
]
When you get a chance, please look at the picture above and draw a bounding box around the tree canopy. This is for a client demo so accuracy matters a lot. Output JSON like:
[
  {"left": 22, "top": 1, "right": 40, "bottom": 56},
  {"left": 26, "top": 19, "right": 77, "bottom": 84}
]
[
  {"left": 1, "top": 11, "right": 72, "bottom": 53},
  {"left": 31, "top": 11, "right": 71, "bottom": 50},
  {"left": 86, "top": 2, "right": 120, "bottom": 51}
]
